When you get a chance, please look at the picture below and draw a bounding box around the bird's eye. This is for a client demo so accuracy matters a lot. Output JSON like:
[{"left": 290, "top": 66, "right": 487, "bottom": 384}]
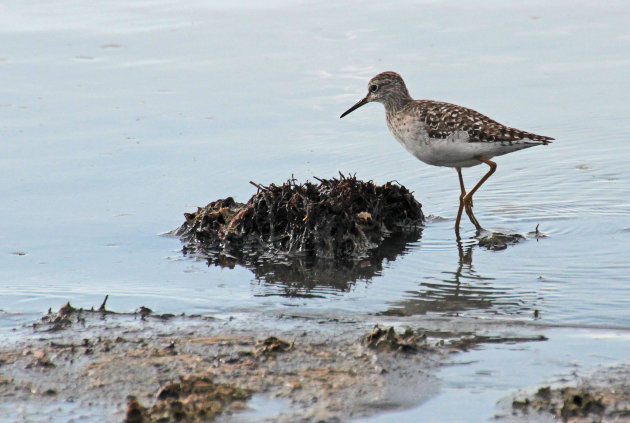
[{"left": 369, "top": 84, "right": 379, "bottom": 93}]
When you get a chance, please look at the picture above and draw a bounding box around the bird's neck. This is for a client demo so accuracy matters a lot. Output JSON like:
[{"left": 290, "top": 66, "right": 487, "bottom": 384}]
[{"left": 383, "top": 93, "right": 412, "bottom": 116}]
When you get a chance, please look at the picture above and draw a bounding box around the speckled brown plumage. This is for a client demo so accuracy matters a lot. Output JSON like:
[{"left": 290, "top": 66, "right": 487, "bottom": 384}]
[{"left": 406, "top": 100, "right": 554, "bottom": 144}]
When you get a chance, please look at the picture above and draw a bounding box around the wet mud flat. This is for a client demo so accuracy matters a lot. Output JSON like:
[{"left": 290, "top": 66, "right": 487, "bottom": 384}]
[
  {"left": 0, "top": 302, "right": 555, "bottom": 423},
  {"left": 505, "top": 364, "right": 630, "bottom": 423}
]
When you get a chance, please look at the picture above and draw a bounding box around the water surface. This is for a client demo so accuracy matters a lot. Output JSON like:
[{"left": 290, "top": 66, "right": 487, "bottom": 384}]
[{"left": 1, "top": 0, "right": 630, "bottom": 421}]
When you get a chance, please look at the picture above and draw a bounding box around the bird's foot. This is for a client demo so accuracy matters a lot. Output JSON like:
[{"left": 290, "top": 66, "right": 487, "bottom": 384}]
[{"left": 462, "top": 196, "right": 483, "bottom": 231}]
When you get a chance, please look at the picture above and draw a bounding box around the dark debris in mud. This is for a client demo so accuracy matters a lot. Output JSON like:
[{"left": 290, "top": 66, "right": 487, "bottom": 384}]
[
  {"left": 477, "top": 231, "right": 526, "bottom": 251},
  {"left": 511, "top": 384, "right": 630, "bottom": 422},
  {"left": 477, "top": 224, "right": 549, "bottom": 251},
  {"left": 447, "top": 333, "right": 547, "bottom": 351},
  {"left": 37, "top": 302, "right": 81, "bottom": 332},
  {"left": 24, "top": 349, "right": 56, "bottom": 369},
  {"left": 528, "top": 224, "right": 549, "bottom": 240},
  {"left": 32, "top": 298, "right": 187, "bottom": 332},
  {"left": 361, "top": 326, "right": 547, "bottom": 355},
  {"left": 362, "top": 325, "right": 426, "bottom": 354},
  {"left": 255, "top": 336, "right": 293, "bottom": 356},
  {"left": 173, "top": 175, "right": 424, "bottom": 263},
  {"left": 124, "top": 374, "right": 250, "bottom": 423}
]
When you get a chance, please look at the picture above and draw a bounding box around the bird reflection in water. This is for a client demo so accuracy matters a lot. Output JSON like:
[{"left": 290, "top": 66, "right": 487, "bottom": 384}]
[
  {"left": 193, "top": 225, "right": 534, "bottom": 316},
  {"left": 381, "top": 239, "right": 529, "bottom": 317}
]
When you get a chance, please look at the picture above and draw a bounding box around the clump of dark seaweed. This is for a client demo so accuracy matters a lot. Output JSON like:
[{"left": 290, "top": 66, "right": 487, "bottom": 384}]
[{"left": 173, "top": 174, "right": 423, "bottom": 262}]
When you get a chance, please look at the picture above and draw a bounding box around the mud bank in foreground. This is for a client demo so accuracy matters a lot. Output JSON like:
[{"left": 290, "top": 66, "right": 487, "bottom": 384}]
[
  {"left": 506, "top": 364, "right": 630, "bottom": 423},
  {"left": 1, "top": 303, "right": 627, "bottom": 422}
]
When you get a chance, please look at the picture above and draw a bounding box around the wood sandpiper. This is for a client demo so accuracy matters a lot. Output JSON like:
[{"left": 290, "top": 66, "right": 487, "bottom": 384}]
[{"left": 340, "top": 71, "right": 553, "bottom": 236}]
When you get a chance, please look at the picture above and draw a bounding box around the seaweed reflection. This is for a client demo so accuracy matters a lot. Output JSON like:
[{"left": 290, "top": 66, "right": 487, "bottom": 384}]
[{"left": 189, "top": 230, "right": 422, "bottom": 295}]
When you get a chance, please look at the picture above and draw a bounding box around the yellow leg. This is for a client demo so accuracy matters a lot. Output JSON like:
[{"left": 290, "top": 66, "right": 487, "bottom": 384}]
[
  {"left": 462, "top": 156, "right": 497, "bottom": 232},
  {"left": 455, "top": 168, "right": 466, "bottom": 236}
]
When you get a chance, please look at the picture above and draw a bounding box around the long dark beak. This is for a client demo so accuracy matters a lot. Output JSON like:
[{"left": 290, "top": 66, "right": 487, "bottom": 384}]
[{"left": 340, "top": 96, "right": 368, "bottom": 118}]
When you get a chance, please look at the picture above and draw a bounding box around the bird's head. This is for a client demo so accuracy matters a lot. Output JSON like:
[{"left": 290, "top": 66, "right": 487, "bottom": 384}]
[{"left": 340, "top": 71, "right": 410, "bottom": 118}]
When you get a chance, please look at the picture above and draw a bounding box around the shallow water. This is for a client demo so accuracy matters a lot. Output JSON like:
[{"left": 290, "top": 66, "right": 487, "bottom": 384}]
[
  {"left": 359, "top": 327, "right": 630, "bottom": 423},
  {"left": 1, "top": 0, "right": 630, "bottom": 421}
]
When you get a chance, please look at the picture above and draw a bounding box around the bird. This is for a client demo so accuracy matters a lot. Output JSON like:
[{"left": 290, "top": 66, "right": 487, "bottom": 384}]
[{"left": 340, "top": 71, "right": 553, "bottom": 236}]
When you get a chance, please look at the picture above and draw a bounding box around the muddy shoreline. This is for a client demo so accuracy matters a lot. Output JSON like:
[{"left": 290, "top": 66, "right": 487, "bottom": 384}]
[
  {"left": 1, "top": 303, "right": 448, "bottom": 422},
  {"left": 7, "top": 301, "right": 623, "bottom": 422}
]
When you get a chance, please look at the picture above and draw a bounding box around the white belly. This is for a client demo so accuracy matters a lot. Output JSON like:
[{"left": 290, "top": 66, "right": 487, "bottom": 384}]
[{"left": 390, "top": 129, "right": 535, "bottom": 168}]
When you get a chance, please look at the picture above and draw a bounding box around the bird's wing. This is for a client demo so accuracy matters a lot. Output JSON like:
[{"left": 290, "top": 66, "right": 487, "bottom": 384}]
[{"left": 416, "top": 100, "right": 554, "bottom": 143}]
